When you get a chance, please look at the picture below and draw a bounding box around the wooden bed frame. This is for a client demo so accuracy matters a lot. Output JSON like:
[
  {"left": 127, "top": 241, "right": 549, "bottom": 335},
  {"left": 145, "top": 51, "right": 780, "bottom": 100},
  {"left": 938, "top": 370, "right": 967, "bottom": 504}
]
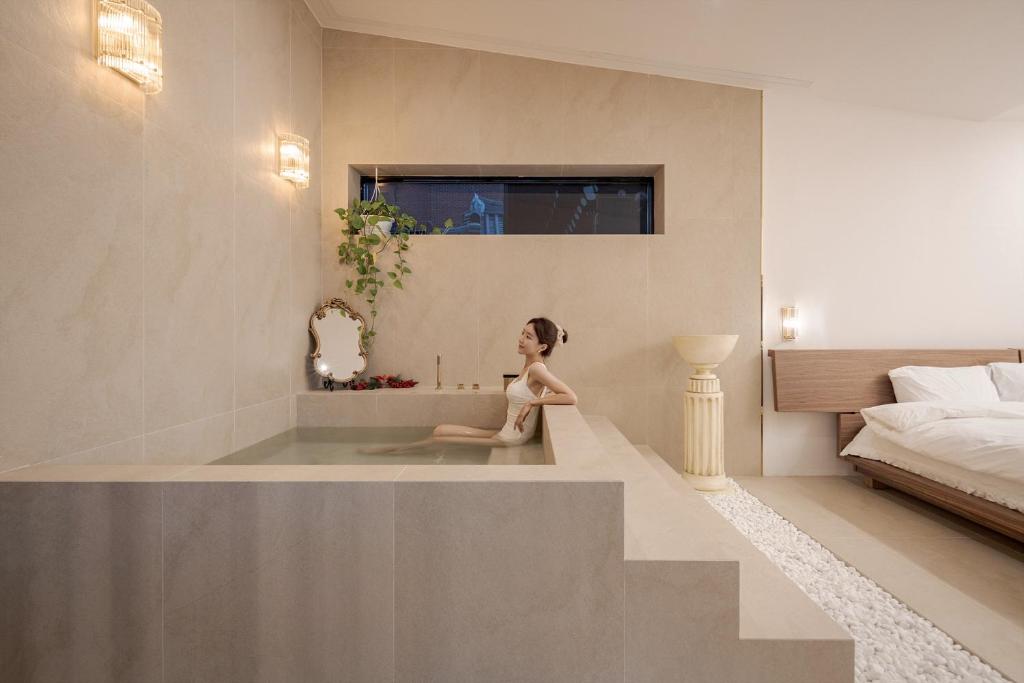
[{"left": 768, "top": 348, "right": 1024, "bottom": 543}]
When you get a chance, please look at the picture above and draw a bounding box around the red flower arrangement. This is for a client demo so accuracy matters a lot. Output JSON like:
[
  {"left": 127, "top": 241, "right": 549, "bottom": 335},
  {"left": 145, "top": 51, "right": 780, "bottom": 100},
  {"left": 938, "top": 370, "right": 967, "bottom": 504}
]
[{"left": 340, "top": 374, "right": 419, "bottom": 390}]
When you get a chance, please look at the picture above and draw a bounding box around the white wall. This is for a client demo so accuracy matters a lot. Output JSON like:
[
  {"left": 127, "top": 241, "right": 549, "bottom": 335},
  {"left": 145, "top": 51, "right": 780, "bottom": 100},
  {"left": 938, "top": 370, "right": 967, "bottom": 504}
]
[{"left": 762, "top": 87, "right": 1024, "bottom": 475}]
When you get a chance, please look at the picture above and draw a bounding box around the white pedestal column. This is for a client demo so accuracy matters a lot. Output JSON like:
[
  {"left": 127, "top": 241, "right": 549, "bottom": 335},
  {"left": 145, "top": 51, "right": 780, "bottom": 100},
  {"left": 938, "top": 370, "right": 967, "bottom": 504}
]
[
  {"left": 672, "top": 334, "right": 738, "bottom": 493},
  {"left": 682, "top": 372, "right": 728, "bottom": 491}
]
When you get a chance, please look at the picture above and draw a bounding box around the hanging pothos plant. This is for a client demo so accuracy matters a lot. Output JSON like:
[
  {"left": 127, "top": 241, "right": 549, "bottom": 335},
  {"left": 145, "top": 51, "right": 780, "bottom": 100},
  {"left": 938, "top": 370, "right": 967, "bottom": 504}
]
[{"left": 335, "top": 195, "right": 453, "bottom": 351}]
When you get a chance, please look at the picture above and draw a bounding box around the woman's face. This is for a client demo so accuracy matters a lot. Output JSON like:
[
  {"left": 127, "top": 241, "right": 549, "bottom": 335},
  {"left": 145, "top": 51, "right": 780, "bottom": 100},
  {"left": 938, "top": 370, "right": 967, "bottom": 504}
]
[{"left": 517, "top": 322, "right": 545, "bottom": 356}]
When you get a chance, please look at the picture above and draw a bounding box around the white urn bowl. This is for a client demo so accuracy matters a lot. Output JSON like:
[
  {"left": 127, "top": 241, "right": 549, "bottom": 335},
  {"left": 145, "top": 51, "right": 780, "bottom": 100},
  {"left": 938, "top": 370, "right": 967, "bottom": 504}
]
[{"left": 672, "top": 334, "right": 739, "bottom": 376}]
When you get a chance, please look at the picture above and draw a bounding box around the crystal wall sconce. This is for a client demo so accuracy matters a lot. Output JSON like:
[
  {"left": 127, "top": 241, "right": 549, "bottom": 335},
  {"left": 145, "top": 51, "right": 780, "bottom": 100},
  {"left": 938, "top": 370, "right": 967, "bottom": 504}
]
[
  {"left": 96, "top": 0, "right": 163, "bottom": 94},
  {"left": 781, "top": 306, "right": 800, "bottom": 341},
  {"left": 278, "top": 133, "right": 310, "bottom": 188}
]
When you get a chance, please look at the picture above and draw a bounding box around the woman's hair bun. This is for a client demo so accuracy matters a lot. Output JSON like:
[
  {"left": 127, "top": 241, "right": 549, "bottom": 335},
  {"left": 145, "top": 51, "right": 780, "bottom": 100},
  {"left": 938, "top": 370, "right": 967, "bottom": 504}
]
[{"left": 527, "top": 317, "right": 566, "bottom": 357}]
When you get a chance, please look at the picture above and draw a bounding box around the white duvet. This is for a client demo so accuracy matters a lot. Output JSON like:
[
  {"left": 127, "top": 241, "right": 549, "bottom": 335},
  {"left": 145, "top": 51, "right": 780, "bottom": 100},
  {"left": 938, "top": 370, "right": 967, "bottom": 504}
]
[{"left": 843, "top": 401, "right": 1024, "bottom": 488}]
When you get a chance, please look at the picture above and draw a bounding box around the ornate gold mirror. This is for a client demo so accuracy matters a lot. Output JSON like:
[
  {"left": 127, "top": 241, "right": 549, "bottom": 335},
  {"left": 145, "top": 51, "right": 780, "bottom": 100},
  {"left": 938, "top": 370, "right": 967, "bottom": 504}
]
[{"left": 309, "top": 299, "right": 368, "bottom": 390}]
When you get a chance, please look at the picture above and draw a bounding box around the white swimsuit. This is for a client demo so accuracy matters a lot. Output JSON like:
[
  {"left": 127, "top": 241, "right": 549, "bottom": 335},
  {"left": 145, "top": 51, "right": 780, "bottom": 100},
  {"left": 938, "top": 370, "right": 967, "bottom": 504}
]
[{"left": 494, "top": 362, "right": 550, "bottom": 445}]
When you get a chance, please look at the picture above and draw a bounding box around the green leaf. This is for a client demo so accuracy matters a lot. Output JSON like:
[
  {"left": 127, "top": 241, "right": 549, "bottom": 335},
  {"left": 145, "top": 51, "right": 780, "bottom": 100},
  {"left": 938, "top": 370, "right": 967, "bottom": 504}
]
[
  {"left": 432, "top": 227, "right": 442, "bottom": 234},
  {"left": 443, "top": 218, "right": 454, "bottom": 228},
  {"left": 393, "top": 279, "right": 403, "bottom": 289},
  {"left": 401, "top": 266, "right": 411, "bottom": 273},
  {"left": 345, "top": 279, "right": 353, "bottom": 288},
  {"left": 387, "top": 271, "right": 397, "bottom": 279}
]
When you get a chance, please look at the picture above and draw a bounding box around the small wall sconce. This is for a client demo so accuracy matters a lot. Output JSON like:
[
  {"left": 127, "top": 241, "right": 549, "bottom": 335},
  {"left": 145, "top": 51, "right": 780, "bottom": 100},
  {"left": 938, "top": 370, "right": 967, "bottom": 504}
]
[
  {"left": 781, "top": 306, "right": 800, "bottom": 341},
  {"left": 278, "top": 133, "right": 310, "bottom": 188},
  {"left": 96, "top": 0, "right": 163, "bottom": 94}
]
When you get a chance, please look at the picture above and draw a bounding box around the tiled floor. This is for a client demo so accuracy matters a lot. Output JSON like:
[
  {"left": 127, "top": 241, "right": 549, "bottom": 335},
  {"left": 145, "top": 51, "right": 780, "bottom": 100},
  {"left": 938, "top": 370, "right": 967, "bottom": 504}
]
[{"left": 735, "top": 476, "right": 1024, "bottom": 683}]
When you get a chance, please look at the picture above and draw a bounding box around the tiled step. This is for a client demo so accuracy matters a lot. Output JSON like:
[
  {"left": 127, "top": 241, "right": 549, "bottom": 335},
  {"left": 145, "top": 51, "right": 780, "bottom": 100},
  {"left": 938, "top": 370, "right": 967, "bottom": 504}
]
[{"left": 582, "top": 415, "right": 854, "bottom": 682}]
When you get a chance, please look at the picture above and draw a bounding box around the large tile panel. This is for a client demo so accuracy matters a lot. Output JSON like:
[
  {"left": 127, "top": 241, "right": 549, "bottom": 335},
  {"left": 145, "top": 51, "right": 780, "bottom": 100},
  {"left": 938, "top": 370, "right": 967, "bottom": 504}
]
[
  {"left": 234, "top": 173, "right": 291, "bottom": 408},
  {"left": 394, "top": 48, "right": 481, "bottom": 163},
  {"left": 234, "top": 0, "right": 291, "bottom": 182},
  {"left": 143, "top": 0, "right": 233, "bottom": 151},
  {"left": 479, "top": 53, "right": 567, "bottom": 164},
  {"left": 648, "top": 76, "right": 739, "bottom": 222},
  {"left": 322, "top": 48, "right": 395, "bottom": 166},
  {"left": 396, "top": 481, "right": 625, "bottom": 681},
  {"left": 562, "top": 64, "right": 651, "bottom": 164},
  {"left": 144, "top": 121, "right": 235, "bottom": 432},
  {"left": 0, "top": 483, "right": 162, "bottom": 682},
  {"left": 163, "top": 481, "right": 395, "bottom": 682},
  {"left": 625, "top": 560, "right": 739, "bottom": 682},
  {"left": 730, "top": 88, "right": 763, "bottom": 223},
  {"left": 291, "top": 206, "right": 322, "bottom": 392},
  {"left": 290, "top": 5, "right": 323, "bottom": 215}
]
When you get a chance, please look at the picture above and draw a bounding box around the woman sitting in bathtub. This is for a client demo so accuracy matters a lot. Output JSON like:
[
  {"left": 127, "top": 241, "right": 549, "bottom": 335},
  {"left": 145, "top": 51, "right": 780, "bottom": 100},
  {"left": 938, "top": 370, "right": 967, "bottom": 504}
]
[{"left": 360, "top": 317, "right": 576, "bottom": 453}]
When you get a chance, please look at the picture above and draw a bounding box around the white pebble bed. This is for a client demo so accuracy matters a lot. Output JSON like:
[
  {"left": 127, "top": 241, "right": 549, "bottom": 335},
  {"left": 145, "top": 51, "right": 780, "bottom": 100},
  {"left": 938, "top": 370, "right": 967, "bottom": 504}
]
[{"left": 700, "top": 480, "right": 1009, "bottom": 683}]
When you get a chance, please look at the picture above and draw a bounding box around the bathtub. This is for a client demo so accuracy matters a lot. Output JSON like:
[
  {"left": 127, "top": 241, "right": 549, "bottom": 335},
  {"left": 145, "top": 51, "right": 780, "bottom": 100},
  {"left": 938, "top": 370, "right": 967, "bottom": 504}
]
[{"left": 0, "top": 405, "right": 622, "bottom": 680}]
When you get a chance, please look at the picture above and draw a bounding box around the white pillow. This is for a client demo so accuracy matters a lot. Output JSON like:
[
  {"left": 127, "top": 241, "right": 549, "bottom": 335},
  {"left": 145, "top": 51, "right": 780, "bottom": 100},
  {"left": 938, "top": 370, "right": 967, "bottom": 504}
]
[
  {"left": 989, "top": 362, "right": 1024, "bottom": 401},
  {"left": 888, "top": 365, "right": 1000, "bottom": 403}
]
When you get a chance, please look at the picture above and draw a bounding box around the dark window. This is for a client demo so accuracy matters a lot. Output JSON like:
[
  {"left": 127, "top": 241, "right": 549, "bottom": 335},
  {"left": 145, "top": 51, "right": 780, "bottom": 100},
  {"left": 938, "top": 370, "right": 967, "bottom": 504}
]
[{"left": 360, "top": 177, "right": 654, "bottom": 234}]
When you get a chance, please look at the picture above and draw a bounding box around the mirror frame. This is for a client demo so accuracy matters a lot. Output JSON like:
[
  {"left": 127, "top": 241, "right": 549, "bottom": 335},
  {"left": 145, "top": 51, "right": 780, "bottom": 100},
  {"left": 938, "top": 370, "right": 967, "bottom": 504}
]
[{"left": 308, "top": 298, "right": 369, "bottom": 384}]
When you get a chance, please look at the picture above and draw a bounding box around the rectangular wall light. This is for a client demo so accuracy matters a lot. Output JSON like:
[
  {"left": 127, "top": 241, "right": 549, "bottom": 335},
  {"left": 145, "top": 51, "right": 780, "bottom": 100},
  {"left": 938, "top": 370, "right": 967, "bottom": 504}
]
[
  {"left": 96, "top": 0, "right": 163, "bottom": 94},
  {"left": 278, "top": 133, "right": 310, "bottom": 188},
  {"left": 780, "top": 306, "right": 800, "bottom": 341}
]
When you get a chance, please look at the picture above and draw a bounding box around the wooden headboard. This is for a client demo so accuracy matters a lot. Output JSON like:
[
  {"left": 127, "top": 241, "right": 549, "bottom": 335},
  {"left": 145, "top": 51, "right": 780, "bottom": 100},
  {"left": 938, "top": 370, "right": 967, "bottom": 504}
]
[{"left": 768, "top": 348, "right": 1023, "bottom": 452}]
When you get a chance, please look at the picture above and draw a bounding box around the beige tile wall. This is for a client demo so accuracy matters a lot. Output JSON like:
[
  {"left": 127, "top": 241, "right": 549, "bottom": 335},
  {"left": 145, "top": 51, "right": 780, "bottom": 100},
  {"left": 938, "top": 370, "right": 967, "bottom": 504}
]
[
  {"left": 322, "top": 31, "right": 763, "bottom": 474},
  {"left": 0, "top": 0, "right": 324, "bottom": 472}
]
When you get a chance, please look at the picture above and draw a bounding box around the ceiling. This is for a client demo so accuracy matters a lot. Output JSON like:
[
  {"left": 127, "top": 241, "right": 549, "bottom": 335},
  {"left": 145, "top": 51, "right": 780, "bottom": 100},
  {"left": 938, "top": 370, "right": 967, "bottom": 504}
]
[{"left": 304, "top": 0, "right": 1024, "bottom": 122}]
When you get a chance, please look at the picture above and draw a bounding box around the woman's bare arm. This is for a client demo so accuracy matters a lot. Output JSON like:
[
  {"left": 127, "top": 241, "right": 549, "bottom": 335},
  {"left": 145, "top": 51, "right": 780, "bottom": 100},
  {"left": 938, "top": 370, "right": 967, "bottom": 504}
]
[{"left": 527, "top": 363, "right": 578, "bottom": 406}]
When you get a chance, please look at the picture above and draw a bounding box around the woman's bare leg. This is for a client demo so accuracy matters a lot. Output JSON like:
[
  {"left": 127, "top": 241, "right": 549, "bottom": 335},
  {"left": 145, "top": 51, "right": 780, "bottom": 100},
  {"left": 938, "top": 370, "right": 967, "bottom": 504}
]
[
  {"left": 434, "top": 435, "right": 504, "bottom": 446},
  {"left": 358, "top": 437, "right": 434, "bottom": 454},
  {"left": 357, "top": 424, "right": 501, "bottom": 454},
  {"left": 434, "top": 424, "right": 499, "bottom": 438}
]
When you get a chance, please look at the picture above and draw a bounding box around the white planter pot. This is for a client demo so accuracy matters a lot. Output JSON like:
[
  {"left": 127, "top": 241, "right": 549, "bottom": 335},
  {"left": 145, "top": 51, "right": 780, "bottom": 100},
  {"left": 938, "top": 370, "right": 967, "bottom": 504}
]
[{"left": 362, "top": 216, "right": 394, "bottom": 236}]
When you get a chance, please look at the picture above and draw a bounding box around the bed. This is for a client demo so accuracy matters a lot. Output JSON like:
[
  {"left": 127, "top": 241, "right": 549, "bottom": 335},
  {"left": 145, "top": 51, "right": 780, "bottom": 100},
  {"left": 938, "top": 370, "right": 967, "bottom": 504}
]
[{"left": 768, "top": 349, "right": 1024, "bottom": 543}]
